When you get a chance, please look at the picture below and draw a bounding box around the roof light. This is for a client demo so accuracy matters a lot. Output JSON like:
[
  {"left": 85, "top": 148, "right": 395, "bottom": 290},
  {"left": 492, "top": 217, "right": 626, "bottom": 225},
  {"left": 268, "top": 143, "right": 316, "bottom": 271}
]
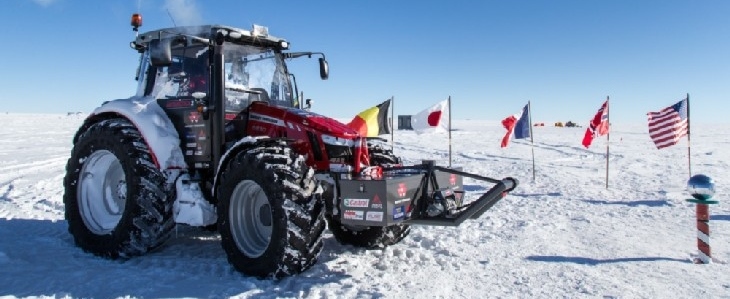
[
  {"left": 130, "top": 13, "right": 142, "bottom": 32},
  {"left": 280, "top": 41, "right": 289, "bottom": 49},
  {"left": 252, "top": 24, "right": 269, "bottom": 37}
]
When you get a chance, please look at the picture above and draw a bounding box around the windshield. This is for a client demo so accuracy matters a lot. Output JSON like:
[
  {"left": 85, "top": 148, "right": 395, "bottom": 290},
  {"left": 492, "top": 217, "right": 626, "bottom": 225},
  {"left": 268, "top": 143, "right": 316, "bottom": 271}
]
[{"left": 224, "top": 44, "right": 294, "bottom": 110}]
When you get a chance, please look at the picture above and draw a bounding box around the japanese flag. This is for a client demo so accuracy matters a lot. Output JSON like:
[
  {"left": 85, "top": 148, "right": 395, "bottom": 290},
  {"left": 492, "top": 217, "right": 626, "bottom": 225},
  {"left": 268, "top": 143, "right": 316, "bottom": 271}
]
[{"left": 412, "top": 100, "right": 449, "bottom": 134}]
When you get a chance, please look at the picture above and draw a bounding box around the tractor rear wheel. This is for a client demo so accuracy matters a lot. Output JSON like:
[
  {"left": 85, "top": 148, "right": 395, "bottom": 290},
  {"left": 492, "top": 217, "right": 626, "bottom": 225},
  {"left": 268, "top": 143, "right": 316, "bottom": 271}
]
[
  {"left": 326, "top": 140, "right": 411, "bottom": 248},
  {"left": 63, "top": 118, "right": 174, "bottom": 258},
  {"left": 217, "top": 140, "right": 325, "bottom": 278}
]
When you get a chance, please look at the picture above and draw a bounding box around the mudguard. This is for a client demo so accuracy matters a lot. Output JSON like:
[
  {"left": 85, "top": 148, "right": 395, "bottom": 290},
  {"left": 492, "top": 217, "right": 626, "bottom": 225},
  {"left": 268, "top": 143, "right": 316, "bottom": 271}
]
[{"left": 76, "top": 96, "right": 187, "bottom": 171}]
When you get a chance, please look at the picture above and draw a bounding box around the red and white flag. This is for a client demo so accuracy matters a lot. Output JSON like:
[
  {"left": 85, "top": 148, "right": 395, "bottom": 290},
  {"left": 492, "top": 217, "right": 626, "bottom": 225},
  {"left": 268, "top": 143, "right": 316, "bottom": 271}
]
[
  {"left": 582, "top": 100, "right": 609, "bottom": 148},
  {"left": 412, "top": 100, "right": 449, "bottom": 134}
]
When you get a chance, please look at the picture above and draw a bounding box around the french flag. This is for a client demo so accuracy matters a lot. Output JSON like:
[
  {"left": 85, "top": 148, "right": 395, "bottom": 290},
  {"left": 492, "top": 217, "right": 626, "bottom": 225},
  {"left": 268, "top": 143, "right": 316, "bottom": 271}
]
[{"left": 501, "top": 104, "right": 531, "bottom": 148}]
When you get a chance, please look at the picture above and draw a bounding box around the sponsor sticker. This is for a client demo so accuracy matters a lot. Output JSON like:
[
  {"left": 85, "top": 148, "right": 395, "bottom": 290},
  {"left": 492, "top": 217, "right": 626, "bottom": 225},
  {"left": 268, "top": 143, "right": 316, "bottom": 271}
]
[
  {"left": 370, "top": 194, "right": 383, "bottom": 209},
  {"left": 397, "top": 183, "right": 407, "bottom": 198},
  {"left": 343, "top": 210, "right": 364, "bottom": 220},
  {"left": 343, "top": 198, "right": 369, "bottom": 208},
  {"left": 366, "top": 211, "right": 383, "bottom": 222},
  {"left": 165, "top": 99, "right": 192, "bottom": 109},
  {"left": 394, "top": 198, "right": 410, "bottom": 205},
  {"left": 185, "top": 131, "right": 196, "bottom": 140},
  {"left": 188, "top": 111, "right": 201, "bottom": 123},
  {"left": 393, "top": 206, "right": 405, "bottom": 220}
]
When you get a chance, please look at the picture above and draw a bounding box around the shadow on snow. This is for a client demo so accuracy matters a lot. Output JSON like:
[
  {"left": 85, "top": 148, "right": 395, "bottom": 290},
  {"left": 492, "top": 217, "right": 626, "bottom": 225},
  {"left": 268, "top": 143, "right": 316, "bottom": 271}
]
[
  {"left": 0, "top": 182, "right": 14, "bottom": 202},
  {"left": 511, "top": 192, "right": 562, "bottom": 197},
  {"left": 525, "top": 255, "right": 687, "bottom": 265},
  {"left": 582, "top": 199, "right": 672, "bottom": 207},
  {"left": 712, "top": 215, "right": 730, "bottom": 221},
  {"left": 0, "top": 218, "right": 354, "bottom": 299}
]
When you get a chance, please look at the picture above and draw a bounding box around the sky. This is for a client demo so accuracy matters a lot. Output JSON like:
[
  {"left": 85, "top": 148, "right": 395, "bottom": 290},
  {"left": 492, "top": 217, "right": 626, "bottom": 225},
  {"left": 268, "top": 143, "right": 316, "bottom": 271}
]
[
  {"left": 1, "top": 0, "right": 729, "bottom": 124},
  {"left": 1, "top": 113, "right": 729, "bottom": 298}
]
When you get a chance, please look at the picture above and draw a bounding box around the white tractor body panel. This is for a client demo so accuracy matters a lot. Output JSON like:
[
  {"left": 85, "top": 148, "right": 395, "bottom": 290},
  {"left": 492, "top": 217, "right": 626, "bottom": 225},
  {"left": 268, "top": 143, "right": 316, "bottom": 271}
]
[{"left": 88, "top": 96, "right": 216, "bottom": 226}]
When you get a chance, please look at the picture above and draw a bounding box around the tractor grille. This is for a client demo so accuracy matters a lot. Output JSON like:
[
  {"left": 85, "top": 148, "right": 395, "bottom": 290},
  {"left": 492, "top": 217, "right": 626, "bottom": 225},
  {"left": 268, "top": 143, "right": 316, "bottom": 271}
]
[{"left": 325, "top": 144, "right": 354, "bottom": 164}]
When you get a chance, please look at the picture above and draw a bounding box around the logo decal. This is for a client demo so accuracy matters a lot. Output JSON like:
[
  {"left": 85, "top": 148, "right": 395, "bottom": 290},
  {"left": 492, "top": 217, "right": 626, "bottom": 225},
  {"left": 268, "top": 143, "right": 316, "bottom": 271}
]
[
  {"left": 343, "top": 210, "right": 364, "bottom": 220},
  {"left": 449, "top": 174, "right": 457, "bottom": 186},
  {"left": 166, "top": 99, "right": 192, "bottom": 109},
  {"left": 366, "top": 211, "right": 384, "bottom": 222},
  {"left": 393, "top": 206, "right": 405, "bottom": 220},
  {"left": 397, "top": 183, "right": 407, "bottom": 198},
  {"left": 188, "top": 111, "right": 201, "bottom": 123},
  {"left": 370, "top": 194, "right": 383, "bottom": 209},
  {"left": 343, "top": 198, "right": 369, "bottom": 208}
]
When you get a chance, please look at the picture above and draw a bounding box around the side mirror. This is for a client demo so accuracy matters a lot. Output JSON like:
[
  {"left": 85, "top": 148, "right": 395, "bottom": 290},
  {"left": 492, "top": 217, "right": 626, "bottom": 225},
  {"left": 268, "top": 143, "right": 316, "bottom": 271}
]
[
  {"left": 149, "top": 39, "right": 172, "bottom": 66},
  {"left": 305, "top": 98, "right": 313, "bottom": 110},
  {"left": 318, "top": 58, "right": 329, "bottom": 80}
]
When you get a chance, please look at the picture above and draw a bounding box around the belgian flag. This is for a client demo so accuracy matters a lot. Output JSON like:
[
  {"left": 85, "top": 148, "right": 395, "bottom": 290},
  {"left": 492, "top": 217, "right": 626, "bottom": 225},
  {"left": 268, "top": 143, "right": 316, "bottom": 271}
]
[{"left": 347, "top": 99, "right": 391, "bottom": 137}]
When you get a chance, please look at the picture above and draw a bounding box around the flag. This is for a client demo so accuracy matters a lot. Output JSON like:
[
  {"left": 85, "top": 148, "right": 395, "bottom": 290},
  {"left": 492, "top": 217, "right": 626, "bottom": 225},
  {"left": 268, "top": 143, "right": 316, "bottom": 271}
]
[
  {"left": 582, "top": 100, "right": 609, "bottom": 148},
  {"left": 501, "top": 104, "right": 530, "bottom": 147},
  {"left": 347, "top": 99, "right": 391, "bottom": 137},
  {"left": 647, "top": 98, "right": 688, "bottom": 149},
  {"left": 411, "top": 99, "right": 449, "bottom": 134}
]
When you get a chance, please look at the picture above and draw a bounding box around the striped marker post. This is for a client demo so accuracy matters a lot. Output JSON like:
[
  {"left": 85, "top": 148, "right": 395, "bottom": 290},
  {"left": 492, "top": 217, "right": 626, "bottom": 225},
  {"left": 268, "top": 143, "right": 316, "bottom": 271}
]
[{"left": 687, "top": 198, "right": 718, "bottom": 264}]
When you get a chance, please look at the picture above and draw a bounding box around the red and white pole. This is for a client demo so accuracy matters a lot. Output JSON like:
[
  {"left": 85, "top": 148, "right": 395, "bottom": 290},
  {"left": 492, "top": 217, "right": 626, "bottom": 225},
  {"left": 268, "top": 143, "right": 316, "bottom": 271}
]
[
  {"left": 694, "top": 203, "right": 711, "bottom": 264},
  {"left": 686, "top": 174, "right": 718, "bottom": 264},
  {"left": 686, "top": 196, "right": 718, "bottom": 264}
]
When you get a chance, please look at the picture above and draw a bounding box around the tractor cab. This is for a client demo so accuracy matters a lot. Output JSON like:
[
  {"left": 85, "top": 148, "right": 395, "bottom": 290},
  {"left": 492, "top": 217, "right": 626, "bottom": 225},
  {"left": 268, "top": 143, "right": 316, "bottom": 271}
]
[
  {"left": 132, "top": 25, "right": 318, "bottom": 113},
  {"left": 130, "top": 24, "right": 331, "bottom": 171}
]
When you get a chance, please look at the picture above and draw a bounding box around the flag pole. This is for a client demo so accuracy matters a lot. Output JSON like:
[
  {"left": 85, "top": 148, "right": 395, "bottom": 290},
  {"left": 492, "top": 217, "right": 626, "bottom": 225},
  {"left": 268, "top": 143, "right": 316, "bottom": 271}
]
[
  {"left": 687, "top": 93, "right": 692, "bottom": 178},
  {"left": 605, "top": 96, "right": 610, "bottom": 189},
  {"left": 390, "top": 96, "right": 394, "bottom": 152},
  {"left": 448, "top": 95, "right": 452, "bottom": 168},
  {"left": 528, "top": 101, "right": 535, "bottom": 181}
]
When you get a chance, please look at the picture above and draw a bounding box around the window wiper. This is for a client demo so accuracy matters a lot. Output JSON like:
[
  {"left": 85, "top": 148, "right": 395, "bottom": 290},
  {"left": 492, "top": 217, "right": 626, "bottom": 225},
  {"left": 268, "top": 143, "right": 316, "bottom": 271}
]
[{"left": 225, "top": 85, "right": 261, "bottom": 94}]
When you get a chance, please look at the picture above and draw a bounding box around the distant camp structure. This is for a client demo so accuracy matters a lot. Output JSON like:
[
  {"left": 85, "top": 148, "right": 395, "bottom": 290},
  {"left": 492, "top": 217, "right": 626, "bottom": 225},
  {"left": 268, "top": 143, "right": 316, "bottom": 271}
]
[
  {"left": 398, "top": 115, "right": 413, "bottom": 130},
  {"left": 553, "top": 121, "right": 580, "bottom": 128}
]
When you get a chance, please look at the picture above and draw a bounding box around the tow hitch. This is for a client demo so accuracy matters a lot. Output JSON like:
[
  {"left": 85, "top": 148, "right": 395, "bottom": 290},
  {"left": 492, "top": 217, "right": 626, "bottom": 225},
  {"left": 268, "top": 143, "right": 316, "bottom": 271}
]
[{"left": 337, "top": 160, "right": 518, "bottom": 227}]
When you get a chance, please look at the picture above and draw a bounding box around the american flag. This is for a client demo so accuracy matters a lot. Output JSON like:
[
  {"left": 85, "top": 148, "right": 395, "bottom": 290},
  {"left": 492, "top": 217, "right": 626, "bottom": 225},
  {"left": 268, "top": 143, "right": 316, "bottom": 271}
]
[{"left": 647, "top": 98, "right": 688, "bottom": 149}]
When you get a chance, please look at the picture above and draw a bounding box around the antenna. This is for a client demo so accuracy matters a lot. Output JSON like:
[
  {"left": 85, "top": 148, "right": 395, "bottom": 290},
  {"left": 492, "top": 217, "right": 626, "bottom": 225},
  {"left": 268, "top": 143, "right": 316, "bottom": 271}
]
[{"left": 166, "top": 9, "right": 178, "bottom": 27}]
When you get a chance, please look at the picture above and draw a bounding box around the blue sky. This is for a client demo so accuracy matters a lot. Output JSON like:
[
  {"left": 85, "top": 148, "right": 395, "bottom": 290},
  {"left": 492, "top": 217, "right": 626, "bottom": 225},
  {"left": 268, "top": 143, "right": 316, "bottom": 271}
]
[{"left": 2, "top": 0, "right": 728, "bottom": 124}]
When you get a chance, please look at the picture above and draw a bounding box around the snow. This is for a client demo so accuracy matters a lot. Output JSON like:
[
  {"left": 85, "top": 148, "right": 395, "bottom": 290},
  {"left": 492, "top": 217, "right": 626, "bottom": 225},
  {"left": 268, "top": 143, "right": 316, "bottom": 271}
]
[{"left": 1, "top": 113, "right": 729, "bottom": 298}]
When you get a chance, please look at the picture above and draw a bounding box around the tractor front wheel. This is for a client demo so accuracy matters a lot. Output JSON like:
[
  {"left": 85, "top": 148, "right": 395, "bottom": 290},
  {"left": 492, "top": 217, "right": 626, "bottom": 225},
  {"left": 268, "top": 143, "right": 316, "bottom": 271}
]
[{"left": 217, "top": 140, "right": 325, "bottom": 278}]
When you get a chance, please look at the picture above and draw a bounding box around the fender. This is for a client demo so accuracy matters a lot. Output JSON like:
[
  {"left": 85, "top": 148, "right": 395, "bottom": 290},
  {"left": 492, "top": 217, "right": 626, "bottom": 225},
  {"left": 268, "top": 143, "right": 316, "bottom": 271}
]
[
  {"left": 212, "top": 135, "right": 269, "bottom": 198},
  {"left": 75, "top": 96, "right": 187, "bottom": 171}
]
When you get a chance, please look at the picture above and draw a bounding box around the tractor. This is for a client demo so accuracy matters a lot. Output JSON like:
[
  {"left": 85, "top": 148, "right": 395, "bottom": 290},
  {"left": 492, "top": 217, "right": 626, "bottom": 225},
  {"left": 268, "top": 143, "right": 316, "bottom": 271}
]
[{"left": 63, "top": 14, "right": 518, "bottom": 279}]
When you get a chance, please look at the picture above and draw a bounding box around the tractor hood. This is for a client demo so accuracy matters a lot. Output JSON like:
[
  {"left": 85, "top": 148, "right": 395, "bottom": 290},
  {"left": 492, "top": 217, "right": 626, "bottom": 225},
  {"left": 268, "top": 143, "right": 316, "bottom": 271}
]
[
  {"left": 247, "top": 102, "right": 360, "bottom": 139},
  {"left": 282, "top": 107, "right": 360, "bottom": 138}
]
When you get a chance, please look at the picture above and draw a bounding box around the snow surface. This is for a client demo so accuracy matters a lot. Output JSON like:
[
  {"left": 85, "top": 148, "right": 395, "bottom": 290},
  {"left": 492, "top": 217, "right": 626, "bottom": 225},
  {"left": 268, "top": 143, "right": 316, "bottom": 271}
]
[{"left": 1, "top": 113, "right": 729, "bottom": 298}]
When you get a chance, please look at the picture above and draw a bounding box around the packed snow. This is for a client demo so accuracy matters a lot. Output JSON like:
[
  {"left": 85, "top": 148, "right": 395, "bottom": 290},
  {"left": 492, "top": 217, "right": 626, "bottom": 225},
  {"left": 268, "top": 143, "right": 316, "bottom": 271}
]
[{"left": 0, "top": 113, "right": 729, "bottom": 298}]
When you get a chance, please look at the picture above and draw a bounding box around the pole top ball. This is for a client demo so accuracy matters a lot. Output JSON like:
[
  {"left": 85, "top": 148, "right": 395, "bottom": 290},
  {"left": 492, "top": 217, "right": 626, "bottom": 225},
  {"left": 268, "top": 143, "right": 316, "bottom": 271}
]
[{"left": 687, "top": 174, "right": 715, "bottom": 201}]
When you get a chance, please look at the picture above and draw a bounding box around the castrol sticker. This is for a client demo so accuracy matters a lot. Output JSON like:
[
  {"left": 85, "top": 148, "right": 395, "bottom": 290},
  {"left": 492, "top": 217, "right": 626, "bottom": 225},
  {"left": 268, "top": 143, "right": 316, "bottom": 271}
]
[{"left": 343, "top": 198, "right": 369, "bottom": 208}]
